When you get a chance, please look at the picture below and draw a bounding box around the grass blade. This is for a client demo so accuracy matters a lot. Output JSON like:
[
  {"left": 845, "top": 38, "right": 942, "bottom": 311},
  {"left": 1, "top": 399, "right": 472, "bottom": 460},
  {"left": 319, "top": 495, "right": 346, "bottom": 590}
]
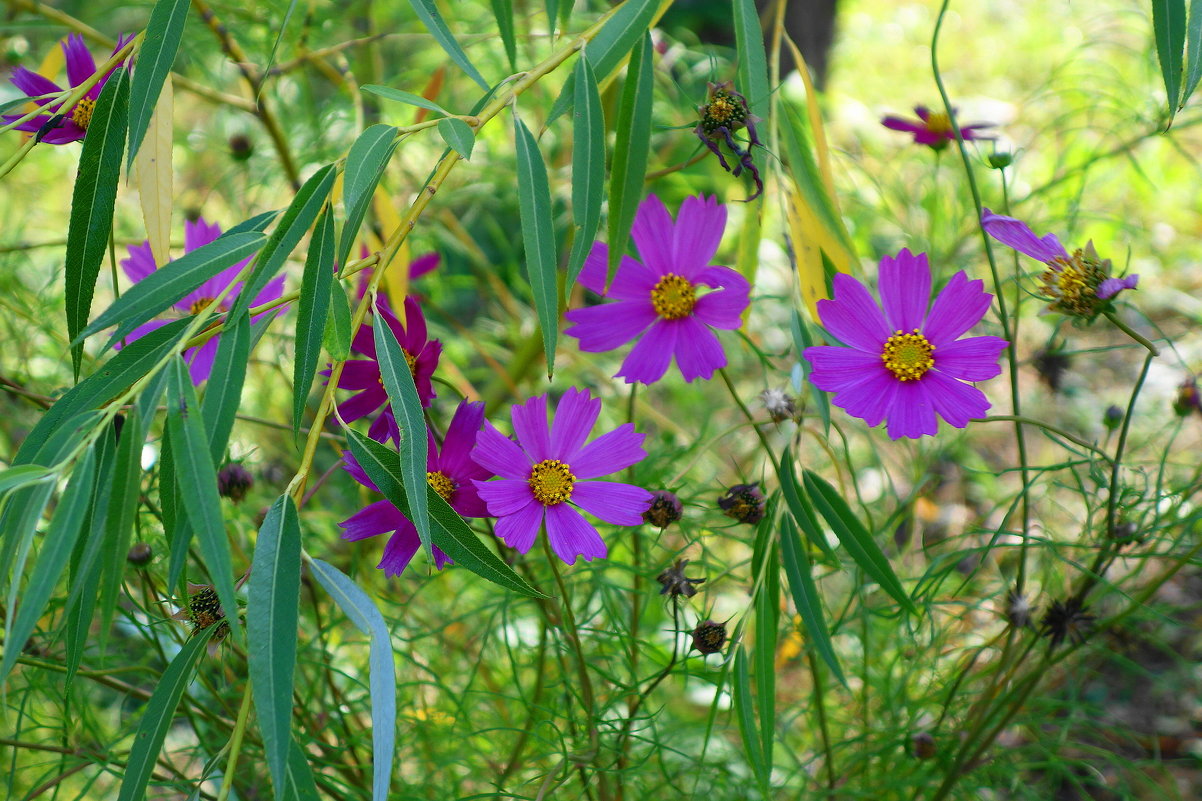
[
  {"left": 309, "top": 559, "right": 395, "bottom": 801},
  {"left": 66, "top": 67, "right": 129, "bottom": 377},
  {"left": 606, "top": 31, "right": 653, "bottom": 283},
  {"left": 566, "top": 52, "right": 604, "bottom": 288},
  {"left": 248, "top": 495, "right": 302, "bottom": 799},
  {"left": 407, "top": 0, "right": 489, "bottom": 91},
  {"left": 293, "top": 208, "right": 335, "bottom": 435},
  {"left": 733, "top": 0, "right": 770, "bottom": 122},
  {"left": 513, "top": 114, "right": 559, "bottom": 376},
  {"left": 127, "top": 0, "right": 188, "bottom": 166}
]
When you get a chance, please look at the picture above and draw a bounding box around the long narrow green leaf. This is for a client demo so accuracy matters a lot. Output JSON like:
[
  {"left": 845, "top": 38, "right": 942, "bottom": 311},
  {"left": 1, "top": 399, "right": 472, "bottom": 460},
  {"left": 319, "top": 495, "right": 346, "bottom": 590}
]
[
  {"left": 248, "top": 495, "right": 302, "bottom": 800},
  {"left": 116, "top": 627, "right": 214, "bottom": 801},
  {"left": 779, "top": 514, "right": 845, "bottom": 683},
  {"left": 0, "top": 465, "right": 54, "bottom": 496},
  {"left": 547, "top": 0, "right": 658, "bottom": 123},
  {"left": 606, "top": 31, "right": 653, "bottom": 283},
  {"left": 98, "top": 407, "right": 145, "bottom": 651},
  {"left": 344, "top": 429, "right": 545, "bottom": 598},
  {"left": 752, "top": 531, "right": 778, "bottom": 769},
  {"left": 284, "top": 738, "right": 321, "bottom": 801},
  {"left": 201, "top": 312, "right": 249, "bottom": 463},
  {"left": 803, "top": 470, "right": 917, "bottom": 615},
  {"left": 513, "top": 115, "right": 559, "bottom": 376},
  {"left": 778, "top": 447, "right": 835, "bottom": 561},
  {"left": 127, "top": 0, "right": 188, "bottom": 167},
  {"left": 80, "top": 232, "right": 265, "bottom": 346},
  {"left": 309, "top": 559, "right": 395, "bottom": 801},
  {"left": 260, "top": 0, "right": 301, "bottom": 102},
  {"left": 732, "top": 644, "right": 768, "bottom": 791},
  {"left": 165, "top": 358, "right": 240, "bottom": 641},
  {"left": 1154, "top": 0, "right": 1187, "bottom": 117},
  {"left": 66, "top": 68, "right": 129, "bottom": 378},
  {"left": 361, "top": 85, "right": 450, "bottom": 116},
  {"left": 293, "top": 208, "right": 335, "bottom": 434},
  {"left": 338, "top": 125, "right": 397, "bottom": 271},
  {"left": 780, "top": 106, "right": 854, "bottom": 257},
  {"left": 566, "top": 53, "right": 604, "bottom": 288},
  {"left": 0, "top": 445, "right": 98, "bottom": 685},
  {"left": 489, "top": 0, "right": 517, "bottom": 70},
  {"left": 1184, "top": 0, "right": 1202, "bottom": 106},
  {"left": 438, "top": 118, "right": 475, "bottom": 159},
  {"left": 406, "top": 0, "right": 489, "bottom": 91},
  {"left": 323, "top": 279, "right": 352, "bottom": 359},
  {"left": 732, "top": 0, "right": 770, "bottom": 123}
]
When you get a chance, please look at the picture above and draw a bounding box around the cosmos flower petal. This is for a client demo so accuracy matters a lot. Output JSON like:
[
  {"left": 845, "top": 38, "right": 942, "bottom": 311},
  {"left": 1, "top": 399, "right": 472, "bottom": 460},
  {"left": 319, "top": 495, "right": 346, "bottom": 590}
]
[
  {"left": 252, "top": 273, "right": 287, "bottom": 307},
  {"left": 885, "top": 381, "right": 939, "bottom": 440},
  {"left": 924, "top": 271, "right": 992, "bottom": 345},
  {"left": 981, "top": 209, "right": 1069, "bottom": 263},
  {"left": 378, "top": 523, "right": 422, "bottom": 577},
  {"left": 804, "top": 346, "right": 888, "bottom": 392},
  {"left": 184, "top": 217, "right": 223, "bottom": 252},
  {"left": 693, "top": 266, "right": 751, "bottom": 329},
  {"left": 578, "top": 242, "right": 655, "bottom": 298},
  {"left": 185, "top": 338, "right": 220, "bottom": 384},
  {"left": 571, "top": 481, "right": 653, "bottom": 525},
  {"left": 472, "top": 421, "right": 534, "bottom": 478},
  {"left": 35, "top": 124, "right": 87, "bottom": 144},
  {"left": 339, "top": 499, "right": 407, "bottom": 542},
  {"left": 564, "top": 301, "right": 657, "bottom": 352},
  {"left": 400, "top": 297, "right": 428, "bottom": 350},
  {"left": 878, "top": 249, "right": 931, "bottom": 332},
  {"left": 511, "top": 394, "right": 551, "bottom": 461},
  {"left": 336, "top": 387, "right": 387, "bottom": 424},
  {"left": 630, "top": 194, "right": 676, "bottom": 276},
  {"left": 830, "top": 370, "right": 899, "bottom": 428},
  {"left": 351, "top": 322, "right": 376, "bottom": 357},
  {"left": 121, "top": 241, "right": 158, "bottom": 283},
  {"left": 437, "top": 401, "right": 486, "bottom": 475},
  {"left": 9, "top": 68, "right": 63, "bottom": 104},
  {"left": 550, "top": 387, "right": 602, "bottom": 458},
  {"left": 409, "top": 252, "right": 440, "bottom": 279},
  {"left": 923, "top": 370, "right": 992, "bottom": 429},
  {"left": 817, "top": 274, "right": 892, "bottom": 352},
  {"left": 672, "top": 195, "right": 726, "bottom": 277},
  {"left": 1097, "top": 275, "right": 1139, "bottom": 299},
  {"left": 342, "top": 451, "right": 379, "bottom": 493},
  {"left": 493, "top": 498, "right": 544, "bottom": 554},
  {"left": 569, "top": 423, "right": 646, "bottom": 479},
  {"left": 932, "top": 336, "right": 1008, "bottom": 381},
  {"left": 63, "top": 34, "right": 97, "bottom": 88},
  {"left": 544, "top": 503, "right": 607, "bottom": 564},
  {"left": 451, "top": 483, "right": 490, "bottom": 518},
  {"left": 338, "top": 359, "right": 382, "bottom": 389},
  {"left": 672, "top": 318, "right": 727, "bottom": 382},
  {"left": 881, "top": 116, "right": 924, "bottom": 134},
  {"left": 617, "top": 321, "right": 677, "bottom": 385},
  {"left": 368, "top": 408, "right": 400, "bottom": 444},
  {"left": 475, "top": 478, "right": 536, "bottom": 516}
]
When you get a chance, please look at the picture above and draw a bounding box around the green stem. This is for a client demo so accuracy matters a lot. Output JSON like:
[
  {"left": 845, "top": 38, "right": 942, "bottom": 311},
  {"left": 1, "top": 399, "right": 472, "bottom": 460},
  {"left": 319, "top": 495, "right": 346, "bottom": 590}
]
[
  {"left": 1103, "top": 311, "right": 1160, "bottom": 356},
  {"left": 216, "top": 684, "right": 255, "bottom": 801}
]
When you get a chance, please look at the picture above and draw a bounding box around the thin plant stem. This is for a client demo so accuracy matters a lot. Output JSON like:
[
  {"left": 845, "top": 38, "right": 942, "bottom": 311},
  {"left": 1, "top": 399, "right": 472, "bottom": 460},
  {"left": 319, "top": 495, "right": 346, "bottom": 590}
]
[{"left": 215, "top": 684, "right": 255, "bottom": 801}]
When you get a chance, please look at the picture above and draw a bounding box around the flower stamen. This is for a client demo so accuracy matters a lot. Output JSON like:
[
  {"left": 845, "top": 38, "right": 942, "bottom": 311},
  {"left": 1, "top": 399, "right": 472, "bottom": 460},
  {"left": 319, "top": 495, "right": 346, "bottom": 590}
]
[
  {"left": 71, "top": 97, "right": 95, "bottom": 130},
  {"left": 882, "top": 329, "right": 935, "bottom": 381},
  {"left": 528, "top": 459, "right": 575, "bottom": 506},
  {"left": 189, "top": 297, "right": 217, "bottom": 315},
  {"left": 650, "top": 274, "right": 697, "bottom": 320},
  {"left": 426, "top": 470, "right": 456, "bottom": 502}
]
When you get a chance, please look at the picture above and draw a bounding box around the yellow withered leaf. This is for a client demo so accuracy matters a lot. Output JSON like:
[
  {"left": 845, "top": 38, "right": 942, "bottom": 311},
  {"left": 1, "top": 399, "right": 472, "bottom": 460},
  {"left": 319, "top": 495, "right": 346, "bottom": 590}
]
[{"left": 134, "top": 76, "right": 173, "bottom": 266}]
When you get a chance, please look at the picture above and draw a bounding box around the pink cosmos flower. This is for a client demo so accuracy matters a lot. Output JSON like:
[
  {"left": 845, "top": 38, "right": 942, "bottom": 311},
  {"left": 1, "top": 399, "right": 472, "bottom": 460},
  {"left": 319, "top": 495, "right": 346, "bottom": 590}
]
[
  {"left": 803, "top": 249, "right": 1008, "bottom": 439},
  {"left": 564, "top": 194, "right": 750, "bottom": 385},
  {"left": 326, "top": 296, "right": 441, "bottom": 443},
  {"left": 340, "top": 400, "right": 493, "bottom": 576},
  {"left": 471, "top": 388, "right": 653, "bottom": 565},
  {"left": 118, "top": 217, "right": 283, "bottom": 385},
  {"left": 981, "top": 209, "right": 1139, "bottom": 319},
  {"left": 881, "top": 106, "right": 995, "bottom": 150},
  {"left": 5, "top": 34, "right": 133, "bottom": 145}
]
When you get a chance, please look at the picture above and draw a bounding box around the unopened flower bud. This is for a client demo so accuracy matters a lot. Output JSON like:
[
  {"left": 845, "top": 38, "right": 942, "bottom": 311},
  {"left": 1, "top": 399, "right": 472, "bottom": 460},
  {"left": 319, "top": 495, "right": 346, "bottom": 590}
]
[
  {"left": 910, "top": 731, "right": 937, "bottom": 759},
  {"left": 691, "top": 619, "right": 727, "bottom": 655},
  {"left": 127, "top": 543, "right": 153, "bottom": 567},
  {"left": 1102, "top": 404, "right": 1124, "bottom": 431},
  {"left": 1173, "top": 378, "right": 1201, "bottom": 417},
  {"left": 643, "top": 490, "right": 683, "bottom": 528},
  {"left": 217, "top": 463, "right": 253, "bottom": 503},
  {"left": 229, "top": 134, "right": 253, "bottom": 162},
  {"left": 987, "top": 151, "right": 1013, "bottom": 169},
  {"left": 718, "top": 483, "right": 765, "bottom": 526}
]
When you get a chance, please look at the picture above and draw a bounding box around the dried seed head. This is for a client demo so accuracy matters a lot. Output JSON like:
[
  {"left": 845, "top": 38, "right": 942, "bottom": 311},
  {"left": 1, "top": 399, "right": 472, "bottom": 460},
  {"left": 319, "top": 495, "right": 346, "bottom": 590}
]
[
  {"left": 691, "top": 619, "right": 727, "bottom": 655},
  {"left": 126, "top": 543, "right": 153, "bottom": 567},
  {"left": 1005, "top": 589, "right": 1033, "bottom": 629},
  {"left": 759, "top": 388, "right": 798, "bottom": 423},
  {"left": 910, "top": 731, "right": 937, "bottom": 759},
  {"left": 1040, "top": 597, "right": 1095, "bottom": 648},
  {"left": 643, "top": 490, "right": 684, "bottom": 528},
  {"left": 656, "top": 558, "right": 705, "bottom": 599},
  {"left": 217, "top": 463, "right": 254, "bottom": 503},
  {"left": 1033, "top": 347, "right": 1072, "bottom": 392},
  {"left": 718, "top": 483, "right": 766, "bottom": 526}
]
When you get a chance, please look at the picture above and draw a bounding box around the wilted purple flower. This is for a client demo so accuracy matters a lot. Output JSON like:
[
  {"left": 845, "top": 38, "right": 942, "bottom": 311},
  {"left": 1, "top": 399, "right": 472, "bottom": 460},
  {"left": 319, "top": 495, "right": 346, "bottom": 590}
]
[
  {"left": 717, "top": 483, "right": 766, "bottom": 525},
  {"left": 4, "top": 34, "right": 133, "bottom": 144},
  {"left": 117, "top": 217, "right": 283, "bottom": 385},
  {"left": 695, "top": 81, "right": 763, "bottom": 200},
  {"left": 472, "top": 388, "right": 652, "bottom": 565},
  {"left": 802, "top": 249, "right": 1008, "bottom": 439},
  {"left": 643, "top": 490, "right": 683, "bottom": 528},
  {"left": 564, "top": 194, "right": 750, "bottom": 385},
  {"left": 881, "top": 105, "right": 995, "bottom": 150},
  {"left": 340, "top": 400, "right": 493, "bottom": 577}
]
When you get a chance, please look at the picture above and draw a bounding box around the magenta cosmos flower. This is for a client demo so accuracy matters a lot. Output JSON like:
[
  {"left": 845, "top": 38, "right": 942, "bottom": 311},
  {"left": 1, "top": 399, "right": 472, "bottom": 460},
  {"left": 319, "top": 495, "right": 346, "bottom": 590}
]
[
  {"left": 118, "top": 217, "right": 283, "bottom": 385},
  {"left": 326, "top": 296, "right": 441, "bottom": 442},
  {"left": 471, "top": 388, "right": 653, "bottom": 564},
  {"left": 5, "top": 34, "right": 133, "bottom": 145},
  {"left": 981, "top": 209, "right": 1139, "bottom": 319},
  {"left": 564, "top": 194, "right": 750, "bottom": 384},
  {"left": 340, "top": 400, "right": 493, "bottom": 576},
  {"left": 803, "top": 249, "right": 1008, "bottom": 439},
  {"left": 881, "top": 106, "right": 995, "bottom": 150}
]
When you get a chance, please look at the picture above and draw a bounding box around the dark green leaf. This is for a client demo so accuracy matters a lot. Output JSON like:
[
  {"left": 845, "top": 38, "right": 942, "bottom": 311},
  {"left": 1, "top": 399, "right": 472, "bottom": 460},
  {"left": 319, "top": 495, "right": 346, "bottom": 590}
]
[
  {"left": 803, "top": 470, "right": 917, "bottom": 614},
  {"left": 0, "top": 465, "right": 54, "bottom": 496},
  {"left": 779, "top": 513, "right": 844, "bottom": 683},
  {"left": 513, "top": 114, "right": 559, "bottom": 376},
  {"left": 323, "top": 279, "right": 352, "bottom": 360},
  {"left": 293, "top": 208, "right": 335, "bottom": 435},
  {"left": 308, "top": 559, "right": 395, "bottom": 801},
  {"left": 97, "top": 407, "right": 145, "bottom": 652},
  {"left": 165, "top": 358, "right": 240, "bottom": 641},
  {"left": 65, "top": 429, "right": 117, "bottom": 682},
  {"left": 66, "top": 68, "right": 129, "bottom": 378},
  {"left": 778, "top": 447, "right": 835, "bottom": 561},
  {"left": 361, "top": 85, "right": 450, "bottom": 116},
  {"left": 1184, "top": 0, "right": 1202, "bottom": 106},
  {"left": 338, "top": 125, "right": 397, "bottom": 271},
  {"left": 732, "top": 644, "right": 767, "bottom": 790},
  {"left": 752, "top": 531, "right": 778, "bottom": 768},
  {"left": 566, "top": 53, "right": 604, "bottom": 288},
  {"left": 344, "top": 429, "right": 546, "bottom": 598},
  {"left": 127, "top": 0, "right": 188, "bottom": 166},
  {"left": 284, "top": 738, "right": 321, "bottom": 801},
  {"left": 606, "top": 31, "right": 653, "bottom": 283},
  {"left": 248, "top": 495, "right": 302, "bottom": 799},
  {"left": 437, "top": 117, "right": 475, "bottom": 159},
  {"left": 0, "top": 444, "right": 97, "bottom": 685},
  {"left": 407, "top": 0, "right": 489, "bottom": 91},
  {"left": 80, "top": 232, "right": 266, "bottom": 346},
  {"left": 1154, "top": 0, "right": 1187, "bottom": 116},
  {"left": 489, "top": 0, "right": 517, "bottom": 70},
  {"left": 116, "top": 627, "right": 215, "bottom": 801},
  {"left": 201, "top": 312, "right": 249, "bottom": 463},
  {"left": 733, "top": 0, "right": 770, "bottom": 123}
]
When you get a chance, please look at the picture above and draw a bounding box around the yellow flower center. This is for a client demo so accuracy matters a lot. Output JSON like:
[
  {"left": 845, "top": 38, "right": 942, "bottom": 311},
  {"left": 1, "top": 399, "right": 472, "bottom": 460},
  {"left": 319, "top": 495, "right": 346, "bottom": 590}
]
[
  {"left": 925, "top": 112, "right": 952, "bottom": 136},
  {"left": 1040, "top": 251, "right": 1108, "bottom": 316},
  {"left": 71, "top": 97, "right": 95, "bottom": 130},
  {"left": 528, "top": 459, "right": 575, "bottom": 506},
  {"left": 650, "top": 274, "right": 697, "bottom": 320},
  {"left": 426, "top": 470, "right": 456, "bottom": 502},
  {"left": 882, "top": 329, "right": 935, "bottom": 381},
  {"left": 708, "top": 96, "right": 736, "bottom": 124},
  {"left": 375, "top": 350, "right": 418, "bottom": 387},
  {"left": 189, "top": 297, "right": 217, "bottom": 315}
]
